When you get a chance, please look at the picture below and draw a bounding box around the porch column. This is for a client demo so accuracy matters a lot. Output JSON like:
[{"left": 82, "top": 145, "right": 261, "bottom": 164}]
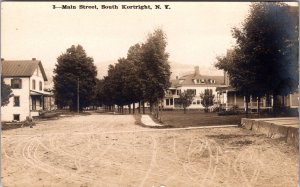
[
  {"left": 50, "top": 97, "right": 52, "bottom": 110},
  {"left": 249, "top": 95, "right": 252, "bottom": 111},
  {"left": 225, "top": 90, "right": 228, "bottom": 110},
  {"left": 42, "top": 95, "right": 45, "bottom": 110},
  {"left": 271, "top": 96, "right": 274, "bottom": 107},
  {"left": 234, "top": 93, "right": 237, "bottom": 105},
  {"left": 257, "top": 96, "right": 259, "bottom": 112},
  {"left": 244, "top": 96, "right": 246, "bottom": 111}
]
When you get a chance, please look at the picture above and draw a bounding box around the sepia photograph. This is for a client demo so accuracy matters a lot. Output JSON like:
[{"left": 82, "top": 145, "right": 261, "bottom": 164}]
[{"left": 1, "top": 1, "right": 299, "bottom": 186}]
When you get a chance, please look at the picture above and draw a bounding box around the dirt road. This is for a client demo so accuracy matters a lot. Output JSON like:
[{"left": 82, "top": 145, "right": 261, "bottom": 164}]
[{"left": 2, "top": 114, "right": 298, "bottom": 187}]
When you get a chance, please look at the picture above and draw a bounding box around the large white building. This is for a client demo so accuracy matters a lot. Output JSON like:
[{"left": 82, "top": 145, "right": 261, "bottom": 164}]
[
  {"left": 1, "top": 59, "right": 52, "bottom": 121},
  {"left": 164, "top": 66, "right": 299, "bottom": 111},
  {"left": 217, "top": 72, "right": 299, "bottom": 112},
  {"left": 164, "top": 66, "right": 225, "bottom": 109}
]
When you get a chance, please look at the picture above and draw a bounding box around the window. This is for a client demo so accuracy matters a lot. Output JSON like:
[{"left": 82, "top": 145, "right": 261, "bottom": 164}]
[
  {"left": 13, "top": 114, "right": 20, "bottom": 121},
  {"left": 197, "top": 100, "right": 201, "bottom": 105},
  {"left": 170, "top": 99, "right": 173, "bottom": 105},
  {"left": 13, "top": 96, "right": 20, "bottom": 107},
  {"left": 11, "top": 79, "right": 22, "bottom": 89},
  {"left": 32, "top": 80, "right": 36, "bottom": 90},
  {"left": 176, "top": 90, "right": 181, "bottom": 95},
  {"left": 201, "top": 79, "right": 205, "bottom": 83},
  {"left": 187, "top": 89, "right": 196, "bottom": 95},
  {"left": 166, "top": 99, "right": 170, "bottom": 106},
  {"left": 204, "top": 89, "right": 213, "bottom": 95},
  {"left": 39, "top": 81, "right": 43, "bottom": 91}
]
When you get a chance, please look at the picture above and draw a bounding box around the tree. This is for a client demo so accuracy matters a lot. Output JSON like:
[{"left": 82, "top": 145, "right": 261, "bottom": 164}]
[
  {"left": 1, "top": 78, "right": 13, "bottom": 106},
  {"left": 97, "top": 29, "right": 171, "bottom": 115},
  {"left": 53, "top": 45, "right": 97, "bottom": 111},
  {"left": 215, "top": 3, "right": 298, "bottom": 113},
  {"left": 177, "top": 90, "right": 194, "bottom": 114},
  {"left": 127, "top": 43, "right": 145, "bottom": 113},
  {"left": 216, "top": 50, "right": 255, "bottom": 114},
  {"left": 140, "top": 29, "right": 171, "bottom": 113},
  {"left": 200, "top": 89, "right": 215, "bottom": 112}
]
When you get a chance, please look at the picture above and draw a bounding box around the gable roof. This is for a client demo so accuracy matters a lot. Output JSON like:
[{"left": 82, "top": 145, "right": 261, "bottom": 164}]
[
  {"left": 1, "top": 60, "right": 48, "bottom": 81},
  {"left": 171, "top": 73, "right": 224, "bottom": 87}
]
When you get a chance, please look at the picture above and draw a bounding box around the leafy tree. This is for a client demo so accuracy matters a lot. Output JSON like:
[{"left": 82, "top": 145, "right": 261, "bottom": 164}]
[
  {"left": 215, "top": 2, "right": 298, "bottom": 113},
  {"left": 53, "top": 45, "right": 97, "bottom": 111},
  {"left": 1, "top": 78, "right": 13, "bottom": 106},
  {"left": 200, "top": 89, "right": 215, "bottom": 112},
  {"left": 97, "top": 29, "right": 171, "bottom": 115},
  {"left": 177, "top": 90, "right": 194, "bottom": 114},
  {"left": 216, "top": 50, "right": 255, "bottom": 114},
  {"left": 140, "top": 29, "right": 171, "bottom": 112},
  {"left": 126, "top": 43, "right": 145, "bottom": 113}
]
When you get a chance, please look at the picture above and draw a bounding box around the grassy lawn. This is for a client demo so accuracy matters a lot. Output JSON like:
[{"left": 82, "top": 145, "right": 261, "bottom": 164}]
[{"left": 159, "top": 110, "right": 244, "bottom": 128}]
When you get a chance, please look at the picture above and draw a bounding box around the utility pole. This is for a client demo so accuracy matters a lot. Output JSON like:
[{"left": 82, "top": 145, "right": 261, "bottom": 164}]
[{"left": 77, "top": 77, "right": 79, "bottom": 113}]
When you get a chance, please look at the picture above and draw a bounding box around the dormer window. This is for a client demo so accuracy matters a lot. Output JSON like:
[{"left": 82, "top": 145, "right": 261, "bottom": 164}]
[{"left": 201, "top": 79, "right": 205, "bottom": 83}]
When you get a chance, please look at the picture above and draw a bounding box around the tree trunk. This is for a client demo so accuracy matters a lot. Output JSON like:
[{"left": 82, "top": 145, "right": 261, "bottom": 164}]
[
  {"left": 150, "top": 102, "right": 153, "bottom": 113},
  {"left": 273, "top": 94, "right": 280, "bottom": 115},
  {"left": 129, "top": 104, "right": 131, "bottom": 114},
  {"left": 138, "top": 101, "right": 141, "bottom": 114},
  {"left": 184, "top": 107, "right": 186, "bottom": 114},
  {"left": 258, "top": 96, "right": 261, "bottom": 118},
  {"left": 133, "top": 103, "right": 135, "bottom": 114},
  {"left": 142, "top": 101, "right": 145, "bottom": 114},
  {"left": 246, "top": 101, "right": 249, "bottom": 117},
  {"left": 245, "top": 95, "right": 249, "bottom": 117},
  {"left": 155, "top": 101, "right": 159, "bottom": 118},
  {"left": 160, "top": 99, "right": 163, "bottom": 122}
]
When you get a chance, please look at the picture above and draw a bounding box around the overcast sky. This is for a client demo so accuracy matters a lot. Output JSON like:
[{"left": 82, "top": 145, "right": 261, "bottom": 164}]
[{"left": 1, "top": 2, "right": 297, "bottom": 77}]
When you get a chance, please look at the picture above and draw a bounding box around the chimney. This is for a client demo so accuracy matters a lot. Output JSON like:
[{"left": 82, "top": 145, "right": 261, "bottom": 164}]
[
  {"left": 176, "top": 76, "right": 178, "bottom": 80},
  {"left": 32, "top": 58, "right": 36, "bottom": 61},
  {"left": 194, "top": 66, "right": 200, "bottom": 75}
]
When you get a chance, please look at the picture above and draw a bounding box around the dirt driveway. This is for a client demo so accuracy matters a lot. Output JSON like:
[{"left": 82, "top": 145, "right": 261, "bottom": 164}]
[{"left": 2, "top": 114, "right": 298, "bottom": 187}]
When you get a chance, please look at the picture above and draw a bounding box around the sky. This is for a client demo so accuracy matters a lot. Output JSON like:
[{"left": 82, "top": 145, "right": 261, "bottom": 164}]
[{"left": 1, "top": 2, "right": 298, "bottom": 78}]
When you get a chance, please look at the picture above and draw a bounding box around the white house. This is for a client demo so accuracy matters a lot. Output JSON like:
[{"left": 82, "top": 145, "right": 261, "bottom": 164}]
[
  {"left": 164, "top": 66, "right": 226, "bottom": 109},
  {"left": 217, "top": 71, "right": 299, "bottom": 112},
  {"left": 1, "top": 58, "right": 52, "bottom": 121}
]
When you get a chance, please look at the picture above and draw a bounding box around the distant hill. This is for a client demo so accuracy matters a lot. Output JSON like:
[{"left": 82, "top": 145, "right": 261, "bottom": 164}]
[{"left": 44, "top": 60, "right": 223, "bottom": 89}]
